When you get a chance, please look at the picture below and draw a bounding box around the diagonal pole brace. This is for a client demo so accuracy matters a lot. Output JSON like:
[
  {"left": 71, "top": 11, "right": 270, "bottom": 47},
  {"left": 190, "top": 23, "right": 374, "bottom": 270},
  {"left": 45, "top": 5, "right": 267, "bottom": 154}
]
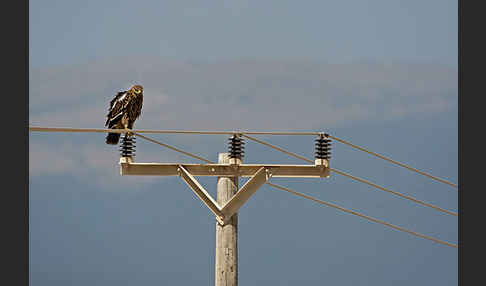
[
  {"left": 178, "top": 165, "right": 224, "bottom": 224},
  {"left": 220, "top": 167, "right": 271, "bottom": 223}
]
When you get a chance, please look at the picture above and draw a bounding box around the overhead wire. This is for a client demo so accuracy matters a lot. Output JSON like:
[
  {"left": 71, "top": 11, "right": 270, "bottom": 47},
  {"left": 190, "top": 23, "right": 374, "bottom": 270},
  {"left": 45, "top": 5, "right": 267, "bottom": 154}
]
[
  {"left": 241, "top": 134, "right": 314, "bottom": 163},
  {"left": 328, "top": 135, "right": 458, "bottom": 188},
  {"left": 124, "top": 132, "right": 458, "bottom": 248},
  {"left": 266, "top": 182, "right": 457, "bottom": 248},
  {"left": 29, "top": 126, "right": 457, "bottom": 248},
  {"left": 28, "top": 126, "right": 458, "bottom": 188},
  {"left": 132, "top": 132, "right": 213, "bottom": 164},
  {"left": 29, "top": 126, "right": 457, "bottom": 216},
  {"left": 242, "top": 135, "right": 457, "bottom": 217},
  {"left": 28, "top": 126, "right": 320, "bottom": 136},
  {"left": 328, "top": 168, "right": 457, "bottom": 216}
]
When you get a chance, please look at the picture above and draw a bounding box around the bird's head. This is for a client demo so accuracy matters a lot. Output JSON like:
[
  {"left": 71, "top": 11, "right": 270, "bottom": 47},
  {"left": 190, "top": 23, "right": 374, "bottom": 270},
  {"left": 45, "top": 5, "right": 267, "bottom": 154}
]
[{"left": 131, "top": 85, "right": 143, "bottom": 95}]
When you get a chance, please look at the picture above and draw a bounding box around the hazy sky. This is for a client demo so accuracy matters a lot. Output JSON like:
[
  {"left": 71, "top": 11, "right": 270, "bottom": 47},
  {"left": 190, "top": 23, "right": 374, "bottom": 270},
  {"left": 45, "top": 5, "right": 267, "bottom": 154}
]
[
  {"left": 30, "top": 0, "right": 457, "bottom": 68},
  {"left": 29, "top": 1, "right": 457, "bottom": 285}
]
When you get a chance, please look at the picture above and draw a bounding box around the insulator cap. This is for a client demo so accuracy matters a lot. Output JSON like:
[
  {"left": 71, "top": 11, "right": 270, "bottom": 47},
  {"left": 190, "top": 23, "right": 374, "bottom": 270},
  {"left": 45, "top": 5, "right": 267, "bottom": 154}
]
[
  {"left": 120, "top": 134, "right": 136, "bottom": 158},
  {"left": 315, "top": 135, "right": 331, "bottom": 160},
  {"left": 228, "top": 134, "right": 245, "bottom": 159}
]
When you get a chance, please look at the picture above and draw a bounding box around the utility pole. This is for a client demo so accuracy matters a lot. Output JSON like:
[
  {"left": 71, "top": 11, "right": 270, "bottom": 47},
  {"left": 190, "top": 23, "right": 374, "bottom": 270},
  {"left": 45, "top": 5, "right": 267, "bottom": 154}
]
[
  {"left": 215, "top": 153, "right": 238, "bottom": 286},
  {"left": 118, "top": 133, "right": 331, "bottom": 285}
]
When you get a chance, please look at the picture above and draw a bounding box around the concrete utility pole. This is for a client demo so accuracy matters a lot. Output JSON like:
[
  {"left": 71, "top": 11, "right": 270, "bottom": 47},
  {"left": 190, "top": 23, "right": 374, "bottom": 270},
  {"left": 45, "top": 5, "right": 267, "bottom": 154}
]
[{"left": 215, "top": 153, "right": 238, "bottom": 286}]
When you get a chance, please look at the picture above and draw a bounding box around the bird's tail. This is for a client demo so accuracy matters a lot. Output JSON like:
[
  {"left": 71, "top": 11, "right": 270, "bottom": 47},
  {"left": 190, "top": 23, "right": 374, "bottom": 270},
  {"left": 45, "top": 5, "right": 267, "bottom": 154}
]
[{"left": 106, "top": 133, "right": 120, "bottom": 145}]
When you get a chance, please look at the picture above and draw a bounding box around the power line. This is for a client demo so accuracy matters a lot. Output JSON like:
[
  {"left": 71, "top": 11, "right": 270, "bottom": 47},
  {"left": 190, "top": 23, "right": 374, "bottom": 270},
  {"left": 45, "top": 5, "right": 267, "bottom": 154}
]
[
  {"left": 29, "top": 126, "right": 457, "bottom": 249},
  {"left": 266, "top": 182, "right": 457, "bottom": 248},
  {"left": 243, "top": 135, "right": 457, "bottom": 217},
  {"left": 134, "top": 132, "right": 456, "bottom": 217},
  {"left": 29, "top": 125, "right": 457, "bottom": 216},
  {"left": 127, "top": 132, "right": 458, "bottom": 248},
  {"left": 328, "top": 135, "right": 458, "bottom": 188},
  {"left": 241, "top": 134, "right": 314, "bottom": 163},
  {"left": 133, "top": 132, "right": 213, "bottom": 164},
  {"left": 29, "top": 126, "right": 458, "bottom": 188},
  {"left": 329, "top": 168, "right": 457, "bottom": 216},
  {"left": 29, "top": 126, "right": 321, "bottom": 136}
]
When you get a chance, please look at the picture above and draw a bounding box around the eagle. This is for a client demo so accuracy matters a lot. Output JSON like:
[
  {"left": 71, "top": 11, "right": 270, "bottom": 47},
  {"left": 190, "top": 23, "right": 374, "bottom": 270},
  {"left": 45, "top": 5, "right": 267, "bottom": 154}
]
[{"left": 105, "top": 84, "right": 144, "bottom": 144}]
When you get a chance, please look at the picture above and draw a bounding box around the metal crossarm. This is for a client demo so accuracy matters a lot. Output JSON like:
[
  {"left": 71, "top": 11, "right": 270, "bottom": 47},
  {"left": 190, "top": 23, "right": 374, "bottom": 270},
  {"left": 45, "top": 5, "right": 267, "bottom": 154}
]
[
  {"left": 120, "top": 159, "right": 330, "bottom": 224},
  {"left": 119, "top": 162, "right": 330, "bottom": 178}
]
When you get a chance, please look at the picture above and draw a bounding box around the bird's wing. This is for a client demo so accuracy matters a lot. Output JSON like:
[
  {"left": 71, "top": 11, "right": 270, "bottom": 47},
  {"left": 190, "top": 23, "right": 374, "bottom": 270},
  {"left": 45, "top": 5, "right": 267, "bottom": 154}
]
[
  {"left": 105, "top": 91, "right": 131, "bottom": 127},
  {"left": 134, "top": 92, "right": 143, "bottom": 119}
]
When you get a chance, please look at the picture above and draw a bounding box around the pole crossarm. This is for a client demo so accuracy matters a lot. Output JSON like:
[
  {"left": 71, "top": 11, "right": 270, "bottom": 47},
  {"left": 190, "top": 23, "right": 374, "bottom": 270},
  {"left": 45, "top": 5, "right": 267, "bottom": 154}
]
[
  {"left": 120, "top": 159, "right": 330, "bottom": 225},
  {"left": 220, "top": 167, "right": 271, "bottom": 221},
  {"left": 119, "top": 161, "right": 330, "bottom": 178}
]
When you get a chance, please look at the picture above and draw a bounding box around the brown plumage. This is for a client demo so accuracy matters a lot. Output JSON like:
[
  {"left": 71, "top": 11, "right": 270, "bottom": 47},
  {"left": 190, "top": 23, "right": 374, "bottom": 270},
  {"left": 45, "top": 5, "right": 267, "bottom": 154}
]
[{"left": 105, "top": 85, "right": 144, "bottom": 144}]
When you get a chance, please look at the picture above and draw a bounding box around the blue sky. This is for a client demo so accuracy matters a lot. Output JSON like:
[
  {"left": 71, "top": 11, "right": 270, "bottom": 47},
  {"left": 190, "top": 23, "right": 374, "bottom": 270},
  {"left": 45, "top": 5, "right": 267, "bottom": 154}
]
[
  {"left": 30, "top": 0, "right": 457, "bottom": 68},
  {"left": 29, "top": 1, "right": 457, "bottom": 285}
]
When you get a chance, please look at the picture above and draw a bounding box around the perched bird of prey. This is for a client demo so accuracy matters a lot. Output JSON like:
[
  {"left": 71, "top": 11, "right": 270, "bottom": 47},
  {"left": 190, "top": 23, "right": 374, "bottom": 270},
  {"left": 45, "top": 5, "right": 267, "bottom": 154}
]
[{"left": 105, "top": 84, "right": 144, "bottom": 144}]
